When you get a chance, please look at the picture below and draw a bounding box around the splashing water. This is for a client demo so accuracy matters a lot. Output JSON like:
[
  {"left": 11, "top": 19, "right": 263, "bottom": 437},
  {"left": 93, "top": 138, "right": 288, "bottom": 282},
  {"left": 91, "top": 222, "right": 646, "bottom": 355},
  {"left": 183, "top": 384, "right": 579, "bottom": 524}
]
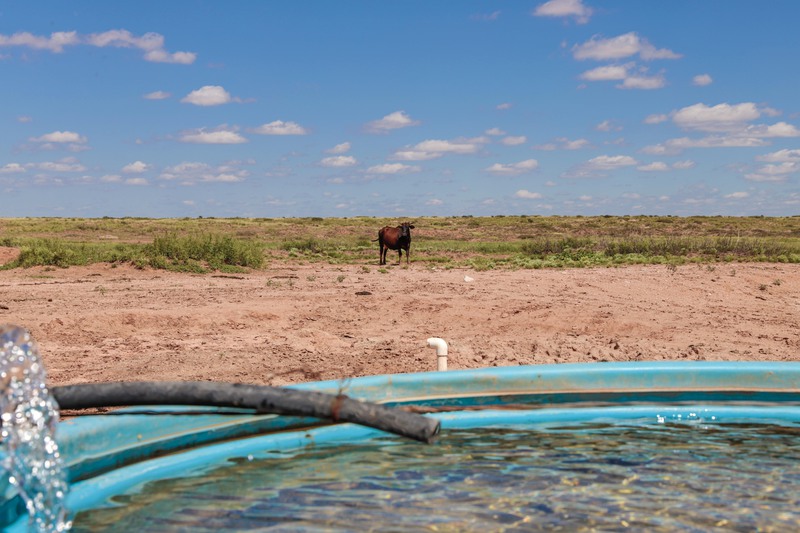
[{"left": 0, "top": 325, "right": 71, "bottom": 532}]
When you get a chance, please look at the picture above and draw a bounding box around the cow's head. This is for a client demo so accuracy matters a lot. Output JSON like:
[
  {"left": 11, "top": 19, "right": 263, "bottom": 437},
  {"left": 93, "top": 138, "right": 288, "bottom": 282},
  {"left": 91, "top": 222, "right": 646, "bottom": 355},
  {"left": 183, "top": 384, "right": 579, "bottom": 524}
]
[{"left": 400, "top": 222, "right": 415, "bottom": 238}]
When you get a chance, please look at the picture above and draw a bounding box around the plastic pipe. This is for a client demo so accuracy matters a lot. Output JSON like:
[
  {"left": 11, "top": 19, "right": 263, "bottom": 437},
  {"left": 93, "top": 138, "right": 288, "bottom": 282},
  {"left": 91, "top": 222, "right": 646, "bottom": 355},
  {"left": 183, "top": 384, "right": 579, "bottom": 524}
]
[{"left": 427, "top": 337, "right": 448, "bottom": 371}]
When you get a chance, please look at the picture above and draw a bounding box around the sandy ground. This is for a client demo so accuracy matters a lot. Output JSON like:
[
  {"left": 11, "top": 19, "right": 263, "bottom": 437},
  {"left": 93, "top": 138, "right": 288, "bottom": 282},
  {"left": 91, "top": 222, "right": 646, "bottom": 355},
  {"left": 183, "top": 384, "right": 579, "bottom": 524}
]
[{"left": 1, "top": 255, "right": 799, "bottom": 388}]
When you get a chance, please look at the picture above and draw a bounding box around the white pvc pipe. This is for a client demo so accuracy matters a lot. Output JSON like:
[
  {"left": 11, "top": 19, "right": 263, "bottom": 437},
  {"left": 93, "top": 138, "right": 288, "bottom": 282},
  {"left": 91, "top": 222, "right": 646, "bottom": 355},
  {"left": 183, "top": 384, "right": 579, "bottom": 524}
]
[{"left": 426, "top": 337, "right": 448, "bottom": 371}]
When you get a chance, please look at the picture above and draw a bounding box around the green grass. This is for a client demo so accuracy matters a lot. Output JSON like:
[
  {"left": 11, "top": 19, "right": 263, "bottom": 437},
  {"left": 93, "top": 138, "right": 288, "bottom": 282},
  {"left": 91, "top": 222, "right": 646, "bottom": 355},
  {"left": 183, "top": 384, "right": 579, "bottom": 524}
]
[{"left": 2, "top": 215, "right": 800, "bottom": 271}]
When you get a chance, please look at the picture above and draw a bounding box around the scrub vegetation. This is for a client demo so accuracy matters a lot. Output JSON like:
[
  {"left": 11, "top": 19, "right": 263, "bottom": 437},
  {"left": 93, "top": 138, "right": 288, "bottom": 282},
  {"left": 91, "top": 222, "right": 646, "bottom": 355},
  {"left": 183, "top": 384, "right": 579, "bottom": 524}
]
[{"left": 1, "top": 215, "right": 800, "bottom": 272}]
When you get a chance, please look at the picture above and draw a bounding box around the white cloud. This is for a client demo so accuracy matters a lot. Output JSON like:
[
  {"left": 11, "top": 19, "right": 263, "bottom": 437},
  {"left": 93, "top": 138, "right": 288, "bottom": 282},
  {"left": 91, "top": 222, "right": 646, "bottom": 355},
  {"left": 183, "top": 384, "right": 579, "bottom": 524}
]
[
  {"left": 637, "top": 161, "right": 668, "bottom": 172},
  {"left": 745, "top": 162, "right": 799, "bottom": 182},
  {"left": 426, "top": 198, "right": 444, "bottom": 206},
  {"left": 125, "top": 177, "right": 148, "bottom": 186},
  {"left": 596, "top": 120, "right": 621, "bottom": 132},
  {"left": 392, "top": 138, "right": 487, "bottom": 161},
  {"left": 501, "top": 136, "right": 527, "bottom": 146},
  {"left": 250, "top": 120, "right": 308, "bottom": 135},
  {"left": 122, "top": 161, "right": 150, "bottom": 173},
  {"left": 100, "top": 174, "right": 122, "bottom": 183},
  {"left": 693, "top": 74, "right": 713, "bottom": 86},
  {"left": 573, "top": 32, "right": 681, "bottom": 61},
  {"left": 486, "top": 127, "right": 506, "bottom": 136},
  {"left": 580, "top": 64, "right": 629, "bottom": 81},
  {"left": 486, "top": 159, "right": 539, "bottom": 175},
  {"left": 326, "top": 142, "right": 351, "bottom": 154},
  {"left": 515, "top": 189, "right": 543, "bottom": 199},
  {"left": 179, "top": 126, "right": 247, "bottom": 144},
  {"left": 672, "top": 160, "right": 696, "bottom": 169},
  {"left": 756, "top": 149, "right": 800, "bottom": 162},
  {"left": 496, "top": 102, "right": 513, "bottom": 110},
  {"left": 586, "top": 155, "right": 637, "bottom": 169},
  {"left": 0, "top": 163, "right": 25, "bottom": 174},
  {"left": 0, "top": 29, "right": 196, "bottom": 63},
  {"left": 533, "top": 137, "right": 590, "bottom": 151},
  {"left": 644, "top": 114, "right": 669, "bottom": 124},
  {"left": 144, "top": 90, "right": 171, "bottom": 100},
  {"left": 366, "top": 111, "right": 420, "bottom": 133},
  {"left": 181, "top": 85, "right": 232, "bottom": 106},
  {"left": 725, "top": 191, "right": 749, "bottom": 199},
  {"left": 618, "top": 73, "right": 665, "bottom": 90},
  {"left": 642, "top": 135, "right": 769, "bottom": 155},
  {"left": 160, "top": 161, "right": 249, "bottom": 184},
  {"left": 563, "top": 154, "right": 637, "bottom": 178},
  {"left": 30, "top": 131, "right": 87, "bottom": 144},
  {"left": 29, "top": 157, "right": 86, "bottom": 172},
  {"left": 533, "top": 0, "right": 593, "bottom": 24},
  {"left": 0, "top": 31, "right": 79, "bottom": 52},
  {"left": 673, "top": 102, "right": 761, "bottom": 132},
  {"left": 85, "top": 30, "right": 195, "bottom": 64},
  {"left": 321, "top": 156, "right": 357, "bottom": 167},
  {"left": 366, "top": 163, "right": 421, "bottom": 175},
  {"left": 17, "top": 116, "right": 32, "bottom": 123}
]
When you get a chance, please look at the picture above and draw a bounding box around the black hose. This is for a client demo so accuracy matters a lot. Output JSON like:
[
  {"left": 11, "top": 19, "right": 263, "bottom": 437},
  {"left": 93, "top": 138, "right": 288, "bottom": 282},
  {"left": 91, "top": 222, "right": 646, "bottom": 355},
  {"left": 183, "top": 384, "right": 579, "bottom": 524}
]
[{"left": 51, "top": 381, "right": 440, "bottom": 444}]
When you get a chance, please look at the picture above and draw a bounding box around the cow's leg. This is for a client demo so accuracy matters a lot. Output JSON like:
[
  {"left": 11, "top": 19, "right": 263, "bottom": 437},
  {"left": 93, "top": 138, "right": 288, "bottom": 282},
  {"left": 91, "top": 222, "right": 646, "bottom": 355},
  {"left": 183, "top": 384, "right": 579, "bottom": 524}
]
[{"left": 380, "top": 244, "right": 387, "bottom": 265}]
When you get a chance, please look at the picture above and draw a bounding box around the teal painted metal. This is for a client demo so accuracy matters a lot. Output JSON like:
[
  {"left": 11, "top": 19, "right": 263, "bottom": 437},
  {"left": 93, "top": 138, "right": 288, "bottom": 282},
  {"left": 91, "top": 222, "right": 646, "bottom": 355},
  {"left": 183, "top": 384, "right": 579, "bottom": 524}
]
[{"left": 3, "top": 361, "right": 800, "bottom": 530}]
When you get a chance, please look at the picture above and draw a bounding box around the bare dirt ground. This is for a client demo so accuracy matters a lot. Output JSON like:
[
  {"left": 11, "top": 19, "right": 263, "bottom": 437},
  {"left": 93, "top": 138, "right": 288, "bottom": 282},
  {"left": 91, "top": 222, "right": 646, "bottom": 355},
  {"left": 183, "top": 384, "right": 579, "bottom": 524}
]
[{"left": 1, "top": 256, "right": 799, "bottom": 388}]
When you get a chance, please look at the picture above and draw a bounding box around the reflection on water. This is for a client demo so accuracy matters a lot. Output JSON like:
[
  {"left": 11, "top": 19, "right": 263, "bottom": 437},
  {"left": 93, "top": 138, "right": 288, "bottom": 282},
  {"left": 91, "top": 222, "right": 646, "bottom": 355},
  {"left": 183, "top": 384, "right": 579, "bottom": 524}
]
[{"left": 75, "top": 421, "right": 800, "bottom": 531}]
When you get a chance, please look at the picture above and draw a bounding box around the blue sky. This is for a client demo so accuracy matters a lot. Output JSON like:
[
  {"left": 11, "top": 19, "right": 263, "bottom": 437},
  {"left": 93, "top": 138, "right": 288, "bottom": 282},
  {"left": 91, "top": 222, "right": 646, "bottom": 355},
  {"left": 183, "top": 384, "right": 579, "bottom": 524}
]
[{"left": 2, "top": 1, "right": 800, "bottom": 218}]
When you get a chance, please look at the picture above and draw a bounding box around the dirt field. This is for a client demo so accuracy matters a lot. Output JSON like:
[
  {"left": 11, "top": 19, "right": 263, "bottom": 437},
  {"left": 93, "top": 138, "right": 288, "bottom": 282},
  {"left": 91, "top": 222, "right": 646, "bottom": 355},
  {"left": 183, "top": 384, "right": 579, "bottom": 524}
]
[{"left": 1, "top": 248, "right": 798, "bottom": 388}]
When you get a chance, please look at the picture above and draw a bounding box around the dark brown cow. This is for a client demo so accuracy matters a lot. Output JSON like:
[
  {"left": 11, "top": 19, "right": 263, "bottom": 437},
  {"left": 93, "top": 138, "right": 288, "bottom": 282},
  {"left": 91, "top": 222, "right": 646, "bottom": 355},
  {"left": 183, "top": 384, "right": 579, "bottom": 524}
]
[{"left": 375, "top": 222, "right": 415, "bottom": 265}]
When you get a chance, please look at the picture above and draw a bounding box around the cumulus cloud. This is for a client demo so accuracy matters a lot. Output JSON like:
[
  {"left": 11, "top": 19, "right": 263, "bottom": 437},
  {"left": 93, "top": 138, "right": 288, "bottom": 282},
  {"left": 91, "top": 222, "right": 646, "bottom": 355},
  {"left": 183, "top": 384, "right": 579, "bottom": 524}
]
[
  {"left": 0, "top": 29, "right": 196, "bottom": 64},
  {"left": 486, "top": 159, "right": 539, "bottom": 175},
  {"left": 745, "top": 162, "right": 799, "bottom": 182},
  {"left": 501, "top": 136, "right": 527, "bottom": 146},
  {"left": 596, "top": 120, "right": 621, "bottom": 132},
  {"left": 618, "top": 73, "right": 665, "bottom": 90},
  {"left": 533, "top": 137, "right": 590, "bottom": 151},
  {"left": 30, "top": 131, "right": 87, "bottom": 144},
  {"left": 672, "top": 160, "right": 696, "bottom": 169},
  {"left": 250, "top": 120, "right": 308, "bottom": 135},
  {"left": 496, "top": 102, "right": 513, "bottom": 110},
  {"left": 563, "top": 154, "right": 637, "bottom": 178},
  {"left": 573, "top": 32, "right": 681, "bottom": 61},
  {"left": 179, "top": 126, "right": 247, "bottom": 144},
  {"left": 673, "top": 102, "right": 762, "bottom": 132},
  {"left": 326, "top": 142, "right": 351, "bottom": 154},
  {"left": 84, "top": 30, "right": 195, "bottom": 64},
  {"left": 28, "top": 157, "right": 86, "bottom": 173},
  {"left": 725, "top": 191, "right": 749, "bottom": 199},
  {"left": 181, "top": 85, "right": 235, "bottom": 106},
  {"left": 366, "top": 163, "right": 421, "bottom": 175},
  {"left": 143, "top": 90, "right": 171, "bottom": 100},
  {"left": 756, "top": 149, "right": 800, "bottom": 162},
  {"left": 515, "top": 189, "right": 543, "bottom": 199},
  {"left": 533, "top": 0, "right": 593, "bottom": 24},
  {"left": 392, "top": 137, "right": 488, "bottom": 161},
  {"left": 0, "top": 163, "right": 25, "bottom": 174},
  {"left": 320, "top": 156, "right": 357, "bottom": 167},
  {"left": 0, "top": 31, "right": 79, "bottom": 52},
  {"left": 693, "top": 74, "right": 713, "bottom": 86},
  {"left": 159, "top": 161, "right": 249, "bottom": 184},
  {"left": 122, "top": 161, "right": 150, "bottom": 173},
  {"left": 642, "top": 102, "right": 800, "bottom": 154},
  {"left": 485, "top": 127, "right": 506, "bottom": 136},
  {"left": 125, "top": 177, "right": 148, "bottom": 186},
  {"left": 644, "top": 114, "right": 669, "bottom": 124},
  {"left": 580, "top": 64, "right": 629, "bottom": 81},
  {"left": 366, "top": 111, "right": 420, "bottom": 133},
  {"left": 637, "top": 161, "right": 669, "bottom": 172}
]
